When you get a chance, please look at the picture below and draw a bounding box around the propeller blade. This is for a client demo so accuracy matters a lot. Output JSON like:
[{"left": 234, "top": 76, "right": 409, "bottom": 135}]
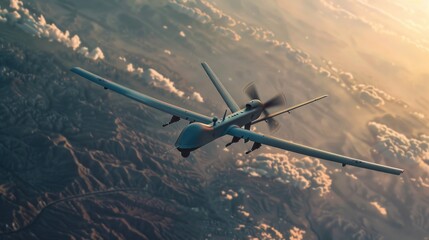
[
  {"left": 244, "top": 82, "right": 260, "bottom": 100},
  {"left": 266, "top": 118, "right": 280, "bottom": 132},
  {"left": 264, "top": 93, "right": 286, "bottom": 109},
  {"left": 262, "top": 109, "right": 268, "bottom": 118}
]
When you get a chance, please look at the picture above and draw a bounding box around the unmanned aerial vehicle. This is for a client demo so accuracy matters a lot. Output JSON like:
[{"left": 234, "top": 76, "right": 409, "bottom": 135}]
[{"left": 71, "top": 63, "right": 404, "bottom": 175}]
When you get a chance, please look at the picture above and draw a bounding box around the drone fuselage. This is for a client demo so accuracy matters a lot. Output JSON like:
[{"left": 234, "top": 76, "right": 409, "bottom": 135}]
[
  {"left": 175, "top": 100, "right": 263, "bottom": 155},
  {"left": 71, "top": 65, "right": 404, "bottom": 174}
]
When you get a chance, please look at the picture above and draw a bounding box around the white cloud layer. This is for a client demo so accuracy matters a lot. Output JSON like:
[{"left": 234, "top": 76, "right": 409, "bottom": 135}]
[
  {"left": 236, "top": 153, "right": 332, "bottom": 196},
  {"left": 368, "top": 122, "right": 429, "bottom": 171},
  {"left": 0, "top": 0, "right": 104, "bottom": 61}
]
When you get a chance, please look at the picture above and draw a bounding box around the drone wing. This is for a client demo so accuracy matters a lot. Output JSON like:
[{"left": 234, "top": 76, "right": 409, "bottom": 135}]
[
  {"left": 201, "top": 62, "right": 240, "bottom": 113},
  {"left": 227, "top": 126, "right": 404, "bottom": 175},
  {"left": 71, "top": 67, "right": 212, "bottom": 124}
]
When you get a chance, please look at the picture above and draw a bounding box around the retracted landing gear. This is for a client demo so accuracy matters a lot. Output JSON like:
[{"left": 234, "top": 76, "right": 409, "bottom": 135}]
[
  {"left": 245, "top": 142, "right": 262, "bottom": 154},
  {"left": 163, "top": 115, "right": 180, "bottom": 127}
]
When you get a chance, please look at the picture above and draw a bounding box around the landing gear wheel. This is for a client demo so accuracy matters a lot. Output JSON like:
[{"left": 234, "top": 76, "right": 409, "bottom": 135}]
[{"left": 181, "top": 151, "right": 190, "bottom": 158}]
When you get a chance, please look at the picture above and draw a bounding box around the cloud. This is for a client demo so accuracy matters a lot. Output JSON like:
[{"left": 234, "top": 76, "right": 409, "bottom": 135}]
[
  {"left": 240, "top": 24, "right": 276, "bottom": 41},
  {"left": 370, "top": 201, "right": 387, "bottom": 216},
  {"left": 353, "top": 84, "right": 394, "bottom": 107},
  {"left": 319, "top": 67, "right": 331, "bottom": 78},
  {"left": 6, "top": 10, "right": 20, "bottom": 22},
  {"left": 410, "top": 112, "right": 425, "bottom": 120},
  {"left": 168, "top": 1, "right": 211, "bottom": 24},
  {"left": 190, "top": 91, "right": 204, "bottom": 103},
  {"left": 357, "top": 86, "right": 385, "bottom": 106},
  {"left": 136, "top": 67, "right": 144, "bottom": 74},
  {"left": 126, "top": 63, "right": 135, "bottom": 72},
  {"left": 0, "top": 0, "right": 104, "bottom": 61},
  {"left": 338, "top": 71, "right": 355, "bottom": 85},
  {"left": 119, "top": 59, "right": 143, "bottom": 74},
  {"left": 77, "top": 47, "right": 105, "bottom": 61},
  {"left": 221, "top": 189, "right": 238, "bottom": 200},
  {"left": 236, "top": 153, "right": 332, "bottom": 196},
  {"left": 9, "top": 0, "right": 22, "bottom": 10},
  {"left": 253, "top": 223, "right": 285, "bottom": 240},
  {"left": 0, "top": 7, "right": 8, "bottom": 22},
  {"left": 345, "top": 172, "right": 358, "bottom": 180},
  {"left": 144, "top": 68, "right": 185, "bottom": 98},
  {"left": 168, "top": 0, "right": 240, "bottom": 42},
  {"left": 212, "top": 25, "right": 241, "bottom": 41},
  {"left": 235, "top": 224, "right": 245, "bottom": 231},
  {"left": 289, "top": 227, "right": 306, "bottom": 240},
  {"left": 198, "top": 0, "right": 236, "bottom": 26},
  {"left": 368, "top": 122, "right": 429, "bottom": 171},
  {"left": 118, "top": 57, "right": 203, "bottom": 100}
]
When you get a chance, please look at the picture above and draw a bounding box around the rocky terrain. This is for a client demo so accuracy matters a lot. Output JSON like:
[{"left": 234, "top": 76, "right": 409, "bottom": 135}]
[{"left": 0, "top": 0, "right": 429, "bottom": 239}]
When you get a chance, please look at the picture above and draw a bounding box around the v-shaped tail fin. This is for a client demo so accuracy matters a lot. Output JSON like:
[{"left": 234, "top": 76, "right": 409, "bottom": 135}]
[{"left": 201, "top": 62, "right": 240, "bottom": 113}]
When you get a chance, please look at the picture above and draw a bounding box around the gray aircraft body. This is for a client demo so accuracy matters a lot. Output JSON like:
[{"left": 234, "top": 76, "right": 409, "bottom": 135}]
[{"left": 71, "top": 63, "right": 404, "bottom": 175}]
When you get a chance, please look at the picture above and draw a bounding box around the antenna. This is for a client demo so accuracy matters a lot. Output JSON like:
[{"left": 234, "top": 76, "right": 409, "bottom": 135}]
[{"left": 222, "top": 109, "right": 228, "bottom": 121}]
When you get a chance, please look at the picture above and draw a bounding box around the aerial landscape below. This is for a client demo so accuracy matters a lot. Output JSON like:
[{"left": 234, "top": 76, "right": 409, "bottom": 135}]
[{"left": 0, "top": 0, "right": 429, "bottom": 239}]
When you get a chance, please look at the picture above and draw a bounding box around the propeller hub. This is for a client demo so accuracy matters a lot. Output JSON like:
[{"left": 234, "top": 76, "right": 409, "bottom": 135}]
[
  {"left": 243, "top": 82, "right": 286, "bottom": 132},
  {"left": 245, "top": 99, "right": 263, "bottom": 110}
]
